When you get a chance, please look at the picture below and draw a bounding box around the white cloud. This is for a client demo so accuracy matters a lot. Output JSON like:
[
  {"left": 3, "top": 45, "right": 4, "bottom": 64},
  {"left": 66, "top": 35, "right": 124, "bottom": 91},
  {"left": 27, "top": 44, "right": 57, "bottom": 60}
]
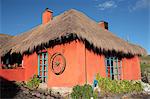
[
  {"left": 130, "top": 0, "right": 150, "bottom": 11},
  {"left": 97, "top": 1, "right": 117, "bottom": 10}
]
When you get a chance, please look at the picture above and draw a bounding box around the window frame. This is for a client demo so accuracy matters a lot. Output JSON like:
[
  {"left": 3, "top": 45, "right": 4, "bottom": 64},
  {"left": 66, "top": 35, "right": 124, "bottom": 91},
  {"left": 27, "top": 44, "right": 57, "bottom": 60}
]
[
  {"left": 38, "top": 52, "right": 48, "bottom": 83},
  {"left": 105, "top": 56, "right": 122, "bottom": 80}
]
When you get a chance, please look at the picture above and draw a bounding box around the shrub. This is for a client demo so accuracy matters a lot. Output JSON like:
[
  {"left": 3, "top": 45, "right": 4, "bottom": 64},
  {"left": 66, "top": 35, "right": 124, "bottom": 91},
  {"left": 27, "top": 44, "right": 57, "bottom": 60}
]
[
  {"left": 25, "top": 75, "right": 41, "bottom": 90},
  {"left": 71, "top": 85, "right": 82, "bottom": 99},
  {"left": 96, "top": 74, "right": 143, "bottom": 94},
  {"left": 140, "top": 63, "right": 150, "bottom": 83},
  {"left": 71, "top": 84, "right": 97, "bottom": 99}
]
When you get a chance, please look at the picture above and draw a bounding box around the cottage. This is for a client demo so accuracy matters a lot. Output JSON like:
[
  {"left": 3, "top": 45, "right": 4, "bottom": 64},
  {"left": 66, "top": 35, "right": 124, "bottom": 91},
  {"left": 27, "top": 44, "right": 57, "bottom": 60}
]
[{"left": 0, "top": 9, "right": 146, "bottom": 87}]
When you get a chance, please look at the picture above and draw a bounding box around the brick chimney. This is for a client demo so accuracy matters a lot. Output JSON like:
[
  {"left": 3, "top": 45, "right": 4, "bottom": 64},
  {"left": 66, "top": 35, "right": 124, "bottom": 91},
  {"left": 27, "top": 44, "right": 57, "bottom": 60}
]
[
  {"left": 42, "top": 8, "right": 53, "bottom": 24},
  {"left": 98, "top": 21, "right": 108, "bottom": 30}
]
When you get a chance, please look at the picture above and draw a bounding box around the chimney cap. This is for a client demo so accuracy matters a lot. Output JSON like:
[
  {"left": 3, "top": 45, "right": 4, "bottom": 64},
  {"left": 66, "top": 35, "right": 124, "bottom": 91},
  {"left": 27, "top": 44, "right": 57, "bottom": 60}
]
[
  {"left": 99, "top": 21, "right": 108, "bottom": 24},
  {"left": 44, "top": 8, "right": 53, "bottom": 13}
]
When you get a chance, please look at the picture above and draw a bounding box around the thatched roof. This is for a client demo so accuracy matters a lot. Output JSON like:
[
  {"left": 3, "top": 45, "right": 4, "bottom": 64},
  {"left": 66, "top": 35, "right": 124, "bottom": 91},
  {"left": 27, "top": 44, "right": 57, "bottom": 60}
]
[
  {"left": 0, "top": 34, "right": 13, "bottom": 48},
  {"left": 0, "top": 9, "right": 147, "bottom": 56}
]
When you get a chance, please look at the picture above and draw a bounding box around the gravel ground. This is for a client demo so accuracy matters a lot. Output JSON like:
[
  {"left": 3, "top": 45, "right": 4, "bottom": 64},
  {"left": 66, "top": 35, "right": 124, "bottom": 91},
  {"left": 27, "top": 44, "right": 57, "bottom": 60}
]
[
  {"left": 0, "top": 77, "right": 62, "bottom": 99},
  {"left": 1, "top": 85, "right": 62, "bottom": 99},
  {"left": 98, "top": 92, "right": 150, "bottom": 99},
  {"left": 1, "top": 77, "right": 150, "bottom": 99}
]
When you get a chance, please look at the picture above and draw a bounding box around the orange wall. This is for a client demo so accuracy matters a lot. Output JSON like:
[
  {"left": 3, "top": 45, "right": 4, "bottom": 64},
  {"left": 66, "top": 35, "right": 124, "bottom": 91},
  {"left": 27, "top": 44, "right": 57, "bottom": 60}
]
[
  {"left": 0, "top": 52, "right": 38, "bottom": 82},
  {"left": 21, "top": 39, "right": 141, "bottom": 87},
  {"left": 86, "top": 49, "right": 106, "bottom": 84},
  {"left": 46, "top": 40, "right": 106, "bottom": 87},
  {"left": 3, "top": 40, "right": 141, "bottom": 87},
  {"left": 47, "top": 40, "right": 85, "bottom": 87},
  {"left": 122, "top": 56, "right": 141, "bottom": 80},
  {"left": 0, "top": 40, "right": 141, "bottom": 84},
  {"left": 0, "top": 68, "right": 25, "bottom": 81},
  {"left": 23, "top": 52, "right": 38, "bottom": 81}
]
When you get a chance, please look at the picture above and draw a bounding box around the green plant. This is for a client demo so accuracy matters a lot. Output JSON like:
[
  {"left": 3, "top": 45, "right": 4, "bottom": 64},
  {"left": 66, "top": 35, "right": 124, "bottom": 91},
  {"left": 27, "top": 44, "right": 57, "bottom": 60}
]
[
  {"left": 96, "top": 74, "right": 143, "bottom": 94},
  {"left": 82, "top": 84, "right": 93, "bottom": 99},
  {"left": 25, "top": 75, "right": 41, "bottom": 90},
  {"left": 71, "top": 84, "right": 97, "bottom": 99},
  {"left": 71, "top": 85, "right": 82, "bottom": 99}
]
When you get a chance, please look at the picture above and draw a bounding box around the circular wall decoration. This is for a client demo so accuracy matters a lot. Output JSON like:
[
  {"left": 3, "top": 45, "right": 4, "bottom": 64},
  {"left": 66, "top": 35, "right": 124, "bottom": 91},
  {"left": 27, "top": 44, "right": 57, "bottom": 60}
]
[{"left": 50, "top": 53, "right": 66, "bottom": 75}]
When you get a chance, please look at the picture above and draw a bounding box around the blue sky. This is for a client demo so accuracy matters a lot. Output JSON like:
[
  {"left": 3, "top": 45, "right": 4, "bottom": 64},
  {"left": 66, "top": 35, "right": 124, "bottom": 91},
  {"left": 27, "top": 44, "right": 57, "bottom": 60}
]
[{"left": 0, "top": 0, "right": 150, "bottom": 54}]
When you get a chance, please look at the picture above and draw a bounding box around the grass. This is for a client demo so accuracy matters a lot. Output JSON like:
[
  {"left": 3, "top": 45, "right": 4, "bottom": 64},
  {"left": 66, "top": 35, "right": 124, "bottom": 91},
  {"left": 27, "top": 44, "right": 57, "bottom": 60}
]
[
  {"left": 140, "top": 63, "right": 150, "bottom": 73},
  {"left": 140, "top": 55, "right": 150, "bottom": 83},
  {"left": 140, "top": 55, "right": 150, "bottom": 73},
  {"left": 140, "top": 55, "right": 150, "bottom": 64},
  {"left": 141, "top": 55, "right": 150, "bottom": 61}
]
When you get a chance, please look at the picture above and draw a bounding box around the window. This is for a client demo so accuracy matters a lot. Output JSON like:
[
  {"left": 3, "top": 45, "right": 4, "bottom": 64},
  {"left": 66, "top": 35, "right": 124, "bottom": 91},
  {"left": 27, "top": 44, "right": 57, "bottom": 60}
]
[
  {"left": 105, "top": 57, "right": 122, "bottom": 80},
  {"left": 38, "top": 52, "right": 48, "bottom": 82},
  {"left": 1, "top": 53, "right": 23, "bottom": 69}
]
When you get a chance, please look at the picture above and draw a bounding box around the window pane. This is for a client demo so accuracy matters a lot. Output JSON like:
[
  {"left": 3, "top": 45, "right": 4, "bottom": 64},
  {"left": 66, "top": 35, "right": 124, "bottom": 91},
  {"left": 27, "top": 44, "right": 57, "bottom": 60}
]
[{"left": 105, "top": 57, "right": 122, "bottom": 80}]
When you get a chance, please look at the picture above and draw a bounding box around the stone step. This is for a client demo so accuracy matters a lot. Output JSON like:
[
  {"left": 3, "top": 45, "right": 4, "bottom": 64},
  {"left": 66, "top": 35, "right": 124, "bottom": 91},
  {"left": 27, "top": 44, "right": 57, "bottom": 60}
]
[{"left": 38, "top": 83, "right": 48, "bottom": 90}]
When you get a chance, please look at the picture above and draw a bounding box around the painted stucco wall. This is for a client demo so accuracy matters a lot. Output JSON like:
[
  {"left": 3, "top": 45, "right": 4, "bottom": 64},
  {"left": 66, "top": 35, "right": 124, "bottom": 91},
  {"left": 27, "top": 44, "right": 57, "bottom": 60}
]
[
  {"left": 42, "top": 9, "right": 52, "bottom": 24},
  {"left": 86, "top": 49, "right": 106, "bottom": 84},
  {"left": 0, "top": 68, "right": 25, "bottom": 81},
  {"left": 47, "top": 40, "right": 85, "bottom": 87},
  {"left": 23, "top": 52, "right": 38, "bottom": 81},
  {"left": 0, "top": 52, "right": 38, "bottom": 82},
  {"left": 0, "top": 40, "right": 141, "bottom": 86},
  {"left": 46, "top": 40, "right": 106, "bottom": 87},
  {"left": 122, "top": 56, "right": 141, "bottom": 80}
]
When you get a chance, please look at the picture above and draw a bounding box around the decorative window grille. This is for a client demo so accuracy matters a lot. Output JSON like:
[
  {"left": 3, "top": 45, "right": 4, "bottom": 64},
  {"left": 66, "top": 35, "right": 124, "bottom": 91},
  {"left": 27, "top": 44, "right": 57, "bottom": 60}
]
[
  {"left": 105, "top": 57, "right": 122, "bottom": 80},
  {"left": 38, "top": 52, "right": 48, "bottom": 82}
]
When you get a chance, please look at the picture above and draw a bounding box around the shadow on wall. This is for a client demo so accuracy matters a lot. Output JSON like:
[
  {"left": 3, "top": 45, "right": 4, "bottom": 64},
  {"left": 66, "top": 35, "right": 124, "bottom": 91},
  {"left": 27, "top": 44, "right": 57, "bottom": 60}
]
[{"left": 0, "top": 76, "right": 21, "bottom": 98}]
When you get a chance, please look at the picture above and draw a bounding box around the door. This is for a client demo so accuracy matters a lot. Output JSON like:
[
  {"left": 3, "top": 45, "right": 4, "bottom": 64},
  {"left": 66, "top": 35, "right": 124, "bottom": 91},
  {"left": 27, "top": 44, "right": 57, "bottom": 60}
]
[{"left": 38, "top": 52, "right": 48, "bottom": 82}]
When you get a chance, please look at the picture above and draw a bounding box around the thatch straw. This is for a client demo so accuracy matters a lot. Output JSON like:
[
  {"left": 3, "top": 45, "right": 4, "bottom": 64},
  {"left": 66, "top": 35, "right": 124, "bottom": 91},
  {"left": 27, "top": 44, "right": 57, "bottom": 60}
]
[
  {"left": 0, "top": 34, "right": 14, "bottom": 56},
  {"left": 0, "top": 9, "right": 147, "bottom": 56},
  {"left": 0, "top": 34, "right": 13, "bottom": 48}
]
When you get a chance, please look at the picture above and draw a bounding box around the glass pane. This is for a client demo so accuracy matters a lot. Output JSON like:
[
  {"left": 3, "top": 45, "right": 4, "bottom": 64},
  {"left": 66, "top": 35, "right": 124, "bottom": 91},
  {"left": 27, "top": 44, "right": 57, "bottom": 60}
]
[{"left": 105, "top": 57, "right": 122, "bottom": 80}]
